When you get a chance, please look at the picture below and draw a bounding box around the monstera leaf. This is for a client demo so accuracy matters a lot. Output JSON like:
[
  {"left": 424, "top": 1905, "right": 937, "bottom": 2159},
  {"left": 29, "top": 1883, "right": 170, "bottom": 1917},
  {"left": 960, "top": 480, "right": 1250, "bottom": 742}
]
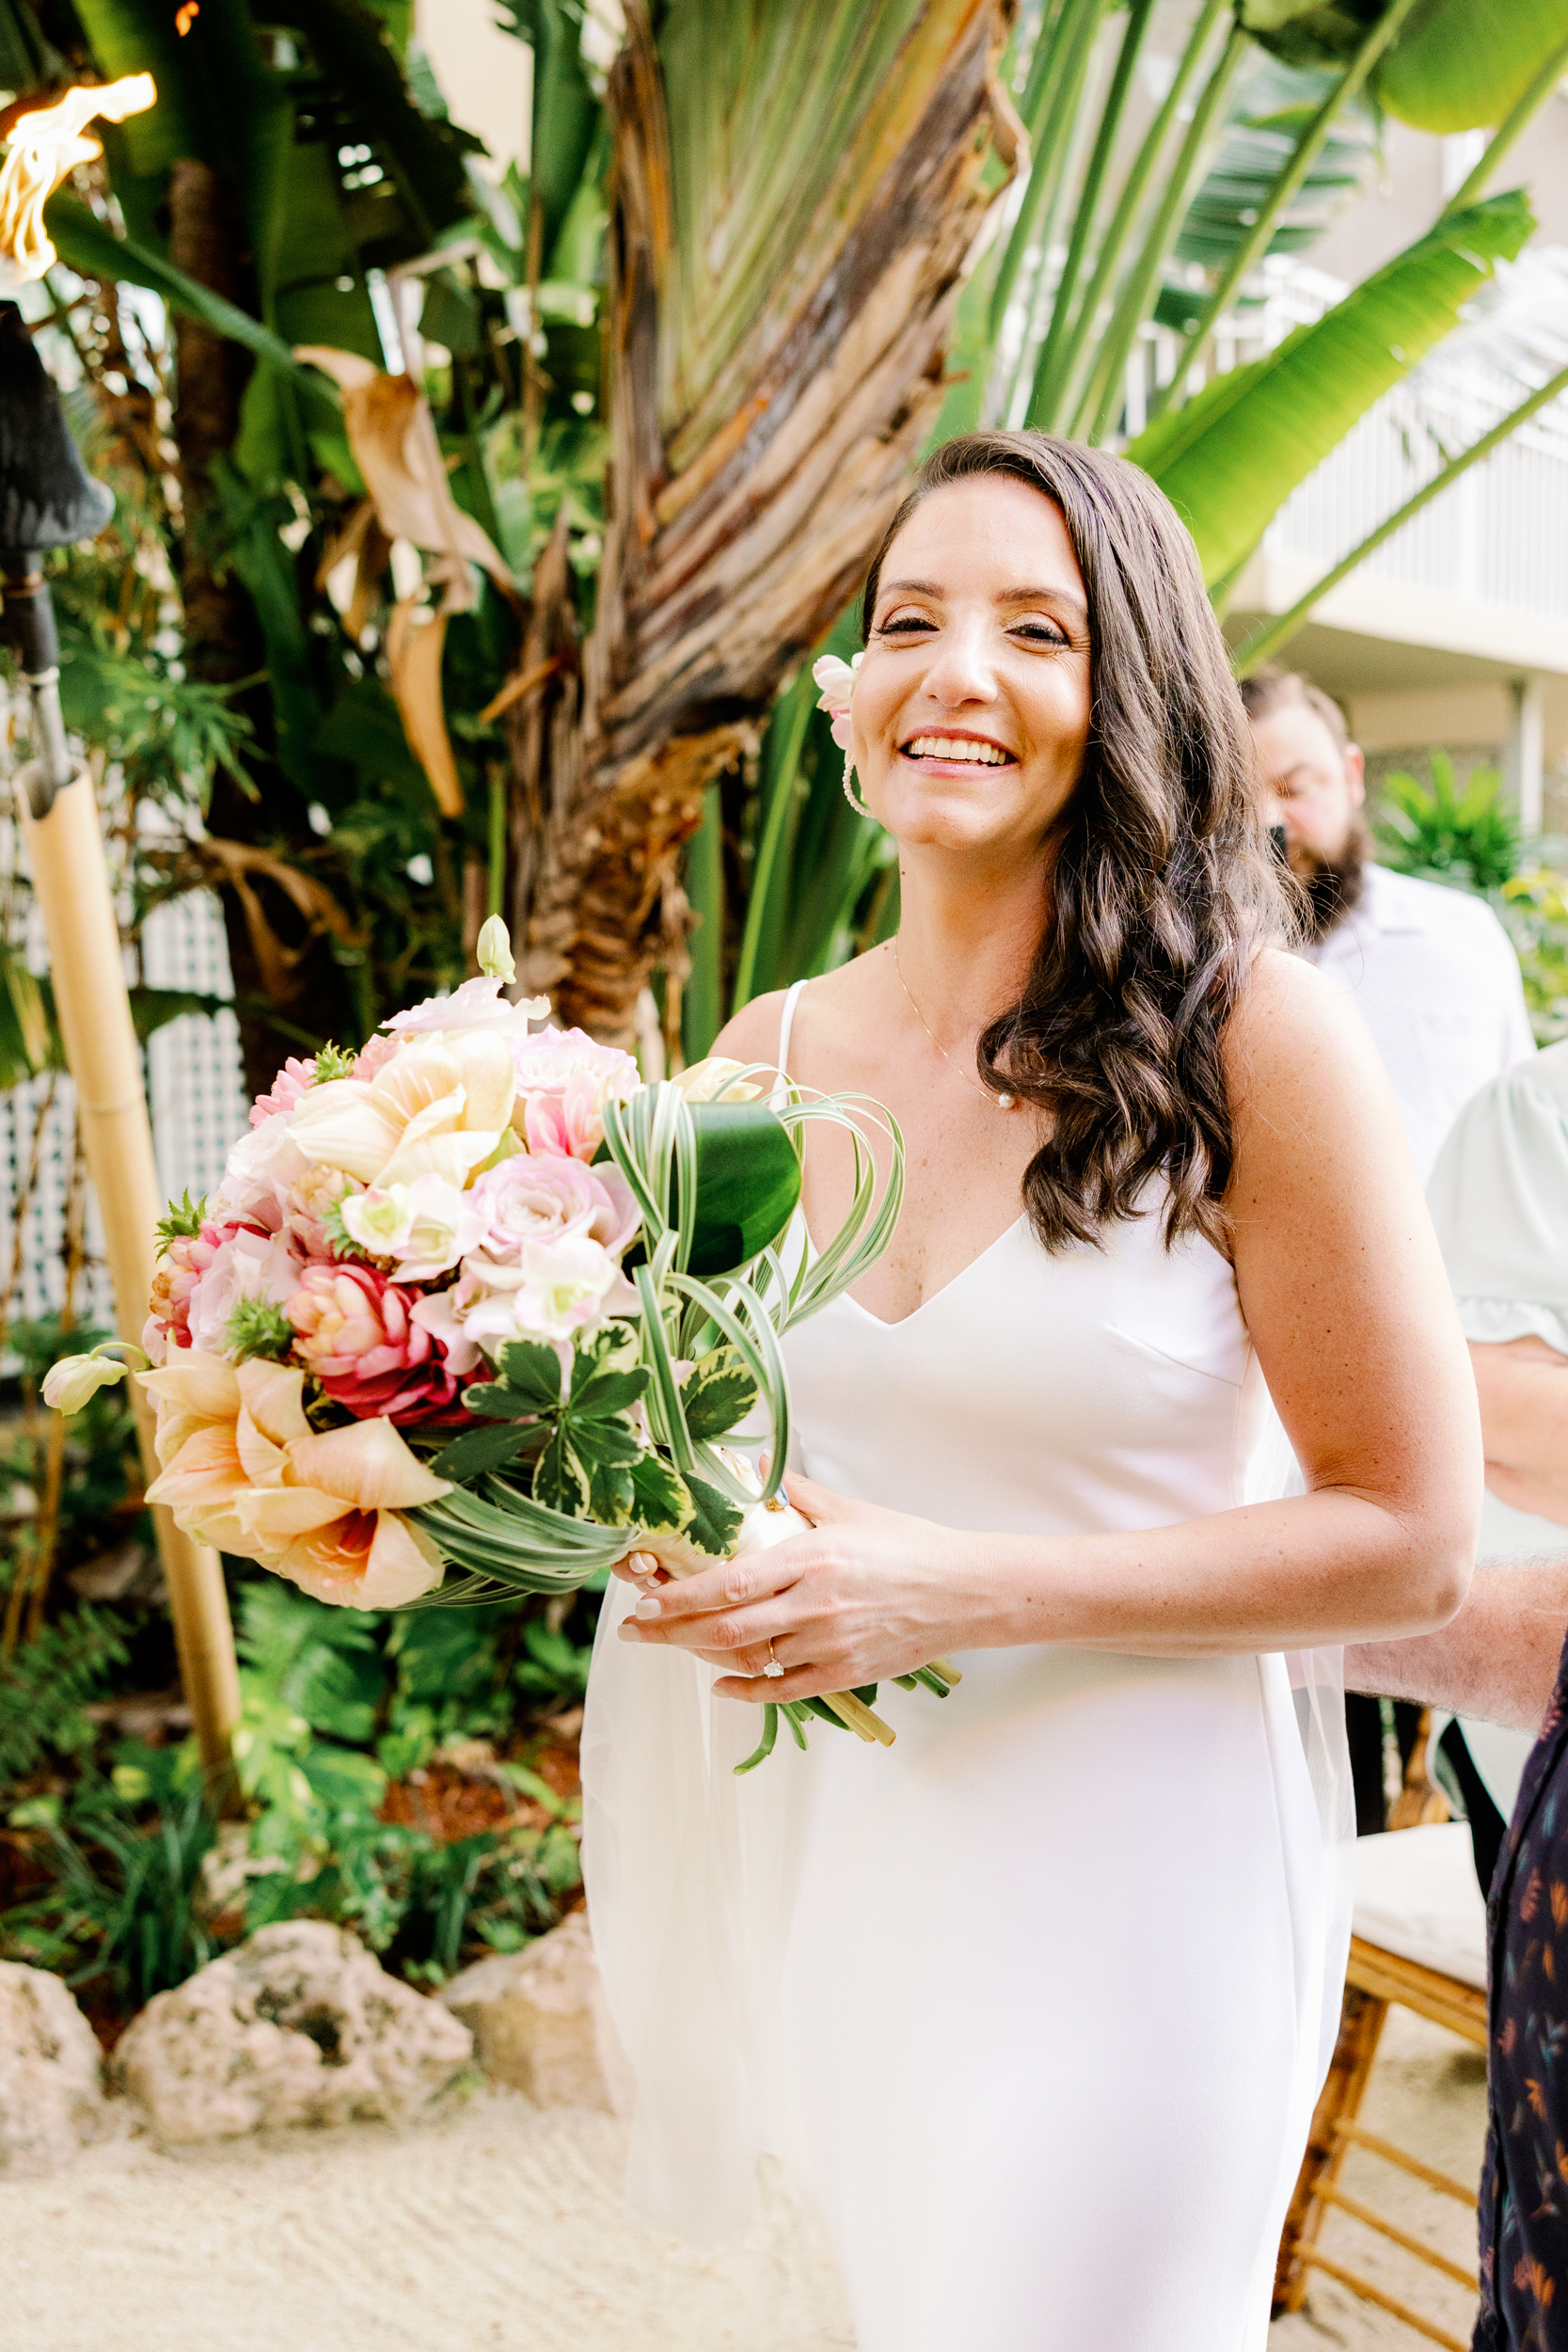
[
  {"left": 518, "top": 0, "right": 1021, "bottom": 1041},
  {"left": 1127, "top": 189, "right": 1534, "bottom": 586}
]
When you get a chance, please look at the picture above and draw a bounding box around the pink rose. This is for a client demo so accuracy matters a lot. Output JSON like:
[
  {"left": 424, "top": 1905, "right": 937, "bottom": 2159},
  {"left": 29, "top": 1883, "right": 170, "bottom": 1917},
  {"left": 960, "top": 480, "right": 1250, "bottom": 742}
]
[
  {"left": 510, "top": 1026, "right": 640, "bottom": 1162},
  {"left": 467, "top": 1152, "right": 639, "bottom": 1278}
]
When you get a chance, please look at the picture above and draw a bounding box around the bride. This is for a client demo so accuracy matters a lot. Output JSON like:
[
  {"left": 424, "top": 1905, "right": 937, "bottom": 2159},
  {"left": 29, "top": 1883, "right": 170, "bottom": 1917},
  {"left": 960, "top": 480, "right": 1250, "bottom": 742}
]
[{"left": 580, "top": 429, "right": 1480, "bottom": 2349}]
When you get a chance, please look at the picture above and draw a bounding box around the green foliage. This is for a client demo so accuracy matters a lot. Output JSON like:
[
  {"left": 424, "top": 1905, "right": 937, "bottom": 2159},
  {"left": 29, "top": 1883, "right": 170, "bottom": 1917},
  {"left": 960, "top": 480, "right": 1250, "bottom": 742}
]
[
  {"left": 0, "top": 1607, "right": 130, "bottom": 1785},
  {"left": 1370, "top": 754, "right": 1568, "bottom": 1047},
  {"left": 227, "top": 1577, "right": 588, "bottom": 1974},
  {"left": 1373, "top": 752, "right": 1521, "bottom": 891},
  {"left": 1128, "top": 190, "right": 1535, "bottom": 589},
  {"left": 1500, "top": 867, "right": 1568, "bottom": 1048},
  {"left": 1375, "top": 0, "right": 1568, "bottom": 134},
  {"left": 1, "top": 1744, "right": 217, "bottom": 2009}
]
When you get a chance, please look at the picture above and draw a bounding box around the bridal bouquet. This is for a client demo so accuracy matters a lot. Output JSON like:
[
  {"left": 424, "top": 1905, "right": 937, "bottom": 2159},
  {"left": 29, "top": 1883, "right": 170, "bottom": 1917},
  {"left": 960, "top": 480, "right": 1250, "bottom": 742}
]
[{"left": 48, "top": 919, "right": 958, "bottom": 1771}]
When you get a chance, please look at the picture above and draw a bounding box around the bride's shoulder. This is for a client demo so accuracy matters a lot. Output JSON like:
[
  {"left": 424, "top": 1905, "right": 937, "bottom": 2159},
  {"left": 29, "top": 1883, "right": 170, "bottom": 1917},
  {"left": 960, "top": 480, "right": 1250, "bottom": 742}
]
[
  {"left": 712, "top": 959, "right": 879, "bottom": 1071},
  {"left": 1223, "top": 946, "right": 1392, "bottom": 1129}
]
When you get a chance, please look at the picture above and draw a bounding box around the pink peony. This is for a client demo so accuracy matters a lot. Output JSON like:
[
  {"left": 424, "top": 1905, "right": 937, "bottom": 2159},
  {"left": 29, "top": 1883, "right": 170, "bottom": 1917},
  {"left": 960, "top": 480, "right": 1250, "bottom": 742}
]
[
  {"left": 510, "top": 1026, "right": 640, "bottom": 1161},
  {"left": 249, "top": 1056, "right": 317, "bottom": 1128},
  {"left": 286, "top": 1261, "right": 462, "bottom": 1422}
]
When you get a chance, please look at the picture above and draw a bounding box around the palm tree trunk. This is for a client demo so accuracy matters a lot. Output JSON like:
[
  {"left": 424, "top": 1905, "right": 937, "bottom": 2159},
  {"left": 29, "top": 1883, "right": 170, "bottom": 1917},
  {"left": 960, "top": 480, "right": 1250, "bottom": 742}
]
[{"left": 523, "top": 0, "right": 1021, "bottom": 1046}]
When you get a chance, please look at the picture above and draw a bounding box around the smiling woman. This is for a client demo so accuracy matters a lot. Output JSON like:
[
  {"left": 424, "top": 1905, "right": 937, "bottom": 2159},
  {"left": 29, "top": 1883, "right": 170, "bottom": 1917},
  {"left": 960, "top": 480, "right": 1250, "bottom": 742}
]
[{"left": 580, "top": 431, "right": 1482, "bottom": 2351}]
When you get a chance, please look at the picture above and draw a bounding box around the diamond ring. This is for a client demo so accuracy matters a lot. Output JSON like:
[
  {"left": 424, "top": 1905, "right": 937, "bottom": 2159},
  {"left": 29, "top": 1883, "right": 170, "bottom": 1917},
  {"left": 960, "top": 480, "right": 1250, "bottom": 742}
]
[{"left": 762, "top": 1639, "right": 785, "bottom": 1680}]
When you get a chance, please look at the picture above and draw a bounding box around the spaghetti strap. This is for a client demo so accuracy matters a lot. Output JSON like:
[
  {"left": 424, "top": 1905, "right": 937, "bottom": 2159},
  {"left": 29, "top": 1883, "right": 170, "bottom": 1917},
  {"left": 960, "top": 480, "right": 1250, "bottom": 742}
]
[{"left": 776, "top": 977, "right": 808, "bottom": 1079}]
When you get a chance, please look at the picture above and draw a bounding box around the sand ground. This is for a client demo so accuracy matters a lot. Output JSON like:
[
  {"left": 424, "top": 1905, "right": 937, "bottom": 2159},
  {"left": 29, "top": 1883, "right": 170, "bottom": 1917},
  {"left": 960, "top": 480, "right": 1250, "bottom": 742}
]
[{"left": 0, "top": 2006, "right": 1484, "bottom": 2352}]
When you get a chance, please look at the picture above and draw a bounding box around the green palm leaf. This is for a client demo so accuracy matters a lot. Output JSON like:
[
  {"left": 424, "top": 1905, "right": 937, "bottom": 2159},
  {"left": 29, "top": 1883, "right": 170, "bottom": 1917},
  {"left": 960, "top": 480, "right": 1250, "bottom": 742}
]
[{"left": 1126, "top": 188, "right": 1534, "bottom": 586}]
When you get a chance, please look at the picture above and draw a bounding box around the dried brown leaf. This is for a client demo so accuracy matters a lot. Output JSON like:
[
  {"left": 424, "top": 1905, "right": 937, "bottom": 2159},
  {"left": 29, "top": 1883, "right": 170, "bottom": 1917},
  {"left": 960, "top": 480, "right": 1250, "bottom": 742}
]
[{"left": 387, "top": 592, "right": 464, "bottom": 818}]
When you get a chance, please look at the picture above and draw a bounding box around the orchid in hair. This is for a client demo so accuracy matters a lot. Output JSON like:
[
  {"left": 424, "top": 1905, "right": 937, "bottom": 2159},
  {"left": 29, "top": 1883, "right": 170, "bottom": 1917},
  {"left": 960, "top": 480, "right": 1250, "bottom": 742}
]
[{"left": 812, "top": 652, "right": 872, "bottom": 818}]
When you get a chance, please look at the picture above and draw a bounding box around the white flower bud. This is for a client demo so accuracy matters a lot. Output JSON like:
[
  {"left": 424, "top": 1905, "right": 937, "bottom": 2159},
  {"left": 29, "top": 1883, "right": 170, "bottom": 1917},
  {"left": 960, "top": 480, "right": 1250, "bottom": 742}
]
[
  {"left": 42, "top": 1353, "right": 130, "bottom": 1414},
  {"left": 476, "top": 915, "right": 516, "bottom": 983}
]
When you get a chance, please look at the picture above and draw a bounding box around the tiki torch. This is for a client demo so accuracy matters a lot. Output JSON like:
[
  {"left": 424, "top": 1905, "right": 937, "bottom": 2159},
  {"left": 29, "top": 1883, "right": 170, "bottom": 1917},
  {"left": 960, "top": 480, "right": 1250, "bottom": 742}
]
[{"left": 0, "top": 79, "right": 239, "bottom": 1786}]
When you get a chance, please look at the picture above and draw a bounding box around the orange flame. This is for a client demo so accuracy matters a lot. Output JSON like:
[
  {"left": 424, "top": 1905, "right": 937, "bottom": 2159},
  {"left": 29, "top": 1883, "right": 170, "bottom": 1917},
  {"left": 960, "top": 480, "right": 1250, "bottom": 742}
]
[
  {"left": 0, "top": 75, "right": 156, "bottom": 281},
  {"left": 175, "top": 5, "right": 199, "bottom": 34}
]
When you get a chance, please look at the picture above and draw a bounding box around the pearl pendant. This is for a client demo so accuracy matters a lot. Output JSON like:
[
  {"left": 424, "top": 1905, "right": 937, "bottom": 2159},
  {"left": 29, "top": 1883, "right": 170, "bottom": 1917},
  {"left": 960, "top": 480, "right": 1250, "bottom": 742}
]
[{"left": 996, "top": 1091, "right": 1016, "bottom": 1110}]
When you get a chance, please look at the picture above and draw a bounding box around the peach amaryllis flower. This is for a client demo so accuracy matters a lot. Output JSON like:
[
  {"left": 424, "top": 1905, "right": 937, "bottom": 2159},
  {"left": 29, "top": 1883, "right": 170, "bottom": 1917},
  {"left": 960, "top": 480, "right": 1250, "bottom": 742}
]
[
  {"left": 140, "top": 1352, "right": 451, "bottom": 1608},
  {"left": 288, "top": 1028, "right": 515, "bottom": 1191}
]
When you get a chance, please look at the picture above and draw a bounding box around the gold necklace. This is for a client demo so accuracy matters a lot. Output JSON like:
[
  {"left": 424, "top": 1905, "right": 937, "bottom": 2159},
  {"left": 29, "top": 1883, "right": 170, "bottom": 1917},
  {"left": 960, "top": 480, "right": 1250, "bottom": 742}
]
[{"left": 891, "top": 938, "right": 1017, "bottom": 1110}]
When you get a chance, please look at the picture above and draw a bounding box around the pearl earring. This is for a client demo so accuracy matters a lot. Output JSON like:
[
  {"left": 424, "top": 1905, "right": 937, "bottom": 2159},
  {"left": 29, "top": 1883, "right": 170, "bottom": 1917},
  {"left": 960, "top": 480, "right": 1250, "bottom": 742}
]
[{"left": 842, "top": 755, "right": 874, "bottom": 820}]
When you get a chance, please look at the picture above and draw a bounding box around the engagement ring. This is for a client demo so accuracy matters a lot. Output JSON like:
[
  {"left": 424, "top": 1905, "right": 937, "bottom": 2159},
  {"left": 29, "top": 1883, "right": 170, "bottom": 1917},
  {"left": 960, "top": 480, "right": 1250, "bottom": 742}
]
[{"left": 763, "top": 1640, "right": 785, "bottom": 1679}]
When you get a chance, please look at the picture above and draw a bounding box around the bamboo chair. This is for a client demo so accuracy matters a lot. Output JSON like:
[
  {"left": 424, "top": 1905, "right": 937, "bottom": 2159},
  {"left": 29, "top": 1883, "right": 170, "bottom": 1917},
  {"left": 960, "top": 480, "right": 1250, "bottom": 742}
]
[{"left": 1275, "top": 1722, "right": 1489, "bottom": 2351}]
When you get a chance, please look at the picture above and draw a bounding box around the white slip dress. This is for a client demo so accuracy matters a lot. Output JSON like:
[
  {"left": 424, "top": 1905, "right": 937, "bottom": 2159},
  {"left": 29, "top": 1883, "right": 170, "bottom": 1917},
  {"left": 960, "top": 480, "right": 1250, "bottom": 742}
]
[{"left": 582, "top": 979, "right": 1352, "bottom": 2352}]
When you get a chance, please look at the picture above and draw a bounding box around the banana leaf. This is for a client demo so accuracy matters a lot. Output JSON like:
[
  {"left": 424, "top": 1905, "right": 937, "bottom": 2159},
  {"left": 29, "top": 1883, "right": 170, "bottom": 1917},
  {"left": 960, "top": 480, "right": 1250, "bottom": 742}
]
[
  {"left": 1126, "top": 188, "right": 1535, "bottom": 586},
  {"left": 1376, "top": 0, "right": 1568, "bottom": 133}
]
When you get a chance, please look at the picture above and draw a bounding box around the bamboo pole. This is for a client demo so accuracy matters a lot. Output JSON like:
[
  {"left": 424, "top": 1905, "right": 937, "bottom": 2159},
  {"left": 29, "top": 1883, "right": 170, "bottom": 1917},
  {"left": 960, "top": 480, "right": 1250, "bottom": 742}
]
[{"left": 17, "top": 762, "right": 240, "bottom": 1787}]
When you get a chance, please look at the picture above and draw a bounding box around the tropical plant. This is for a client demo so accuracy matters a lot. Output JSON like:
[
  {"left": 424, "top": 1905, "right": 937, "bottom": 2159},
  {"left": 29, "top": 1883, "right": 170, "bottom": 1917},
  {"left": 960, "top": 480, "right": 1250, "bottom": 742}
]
[
  {"left": 0, "top": 0, "right": 1553, "bottom": 1084},
  {"left": 678, "top": 0, "right": 1568, "bottom": 1051},
  {"left": 1374, "top": 752, "right": 1521, "bottom": 893}
]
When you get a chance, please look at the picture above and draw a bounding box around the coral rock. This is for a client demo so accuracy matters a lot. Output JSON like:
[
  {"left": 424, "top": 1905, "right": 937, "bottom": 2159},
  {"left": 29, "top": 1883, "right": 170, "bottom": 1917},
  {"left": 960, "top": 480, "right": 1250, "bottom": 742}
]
[
  {"left": 440, "top": 1911, "right": 622, "bottom": 2112},
  {"left": 0, "top": 1963, "right": 110, "bottom": 2173},
  {"left": 113, "top": 1920, "right": 472, "bottom": 2143}
]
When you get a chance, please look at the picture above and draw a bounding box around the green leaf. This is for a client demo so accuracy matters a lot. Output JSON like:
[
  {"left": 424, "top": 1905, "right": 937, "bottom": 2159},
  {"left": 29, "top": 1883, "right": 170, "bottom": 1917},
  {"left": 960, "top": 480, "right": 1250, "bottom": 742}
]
[
  {"left": 128, "top": 986, "right": 233, "bottom": 1041},
  {"left": 569, "top": 1366, "right": 651, "bottom": 1422},
  {"left": 682, "top": 1101, "right": 802, "bottom": 1276},
  {"left": 496, "top": 1340, "right": 568, "bottom": 1407},
  {"left": 300, "top": 1743, "right": 388, "bottom": 1815},
  {"left": 682, "top": 1349, "right": 759, "bottom": 1441},
  {"left": 587, "top": 1457, "right": 635, "bottom": 1522},
  {"left": 430, "top": 1421, "right": 535, "bottom": 1480},
  {"left": 681, "top": 1471, "right": 744, "bottom": 1559},
  {"left": 1376, "top": 0, "right": 1568, "bottom": 133},
  {"left": 1127, "top": 190, "right": 1535, "bottom": 586},
  {"left": 534, "top": 1427, "right": 590, "bottom": 1517},
  {"left": 629, "top": 1451, "right": 693, "bottom": 1533},
  {"left": 44, "top": 195, "right": 336, "bottom": 400}
]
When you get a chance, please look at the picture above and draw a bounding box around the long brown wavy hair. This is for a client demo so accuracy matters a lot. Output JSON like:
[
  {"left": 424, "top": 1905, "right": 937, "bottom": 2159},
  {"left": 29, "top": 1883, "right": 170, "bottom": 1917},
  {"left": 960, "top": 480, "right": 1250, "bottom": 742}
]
[{"left": 860, "top": 431, "right": 1285, "bottom": 1254}]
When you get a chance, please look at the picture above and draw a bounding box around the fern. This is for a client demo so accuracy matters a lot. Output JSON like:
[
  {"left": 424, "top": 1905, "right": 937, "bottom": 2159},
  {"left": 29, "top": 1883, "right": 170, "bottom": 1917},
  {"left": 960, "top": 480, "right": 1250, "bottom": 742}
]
[{"left": 0, "top": 1607, "right": 130, "bottom": 1785}]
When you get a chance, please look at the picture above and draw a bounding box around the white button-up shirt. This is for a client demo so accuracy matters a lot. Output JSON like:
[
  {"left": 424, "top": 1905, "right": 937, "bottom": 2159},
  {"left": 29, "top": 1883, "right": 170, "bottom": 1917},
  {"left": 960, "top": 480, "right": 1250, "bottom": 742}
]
[{"left": 1303, "top": 861, "right": 1535, "bottom": 1183}]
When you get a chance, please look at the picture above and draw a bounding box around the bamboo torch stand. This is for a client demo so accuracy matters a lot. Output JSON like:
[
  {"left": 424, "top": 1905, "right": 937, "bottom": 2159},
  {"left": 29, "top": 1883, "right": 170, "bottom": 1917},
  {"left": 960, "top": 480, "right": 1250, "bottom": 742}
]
[{"left": 17, "top": 770, "right": 241, "bottom": 1792}]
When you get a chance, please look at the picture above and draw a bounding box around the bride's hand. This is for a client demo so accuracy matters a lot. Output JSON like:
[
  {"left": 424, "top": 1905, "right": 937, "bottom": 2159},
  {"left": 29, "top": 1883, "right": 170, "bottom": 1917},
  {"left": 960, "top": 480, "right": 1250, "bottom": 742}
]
[{"left": 614, "top": 1470, "right": 970, "bottom": 1702}]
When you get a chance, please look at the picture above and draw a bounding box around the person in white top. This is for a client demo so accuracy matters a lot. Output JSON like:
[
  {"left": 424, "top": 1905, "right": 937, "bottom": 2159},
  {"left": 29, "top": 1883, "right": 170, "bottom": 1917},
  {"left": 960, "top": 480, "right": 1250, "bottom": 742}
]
[
  {"left": 1242, "top": 667, "right": 1533, "bottom": 1186},
  {"left": 1243, "top": 667, "right": 1535, "bottom": 1836},
  {"left": 1416, "top": 1042, "right": 1568, "bottom": 1887}
]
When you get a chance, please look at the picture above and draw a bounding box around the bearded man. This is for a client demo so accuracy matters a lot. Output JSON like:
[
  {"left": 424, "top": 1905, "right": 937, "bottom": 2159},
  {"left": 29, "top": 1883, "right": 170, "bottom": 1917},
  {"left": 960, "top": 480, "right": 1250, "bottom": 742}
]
[{"left": 1242, "top": 667, "right": 1533, "bottom": 1185}]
